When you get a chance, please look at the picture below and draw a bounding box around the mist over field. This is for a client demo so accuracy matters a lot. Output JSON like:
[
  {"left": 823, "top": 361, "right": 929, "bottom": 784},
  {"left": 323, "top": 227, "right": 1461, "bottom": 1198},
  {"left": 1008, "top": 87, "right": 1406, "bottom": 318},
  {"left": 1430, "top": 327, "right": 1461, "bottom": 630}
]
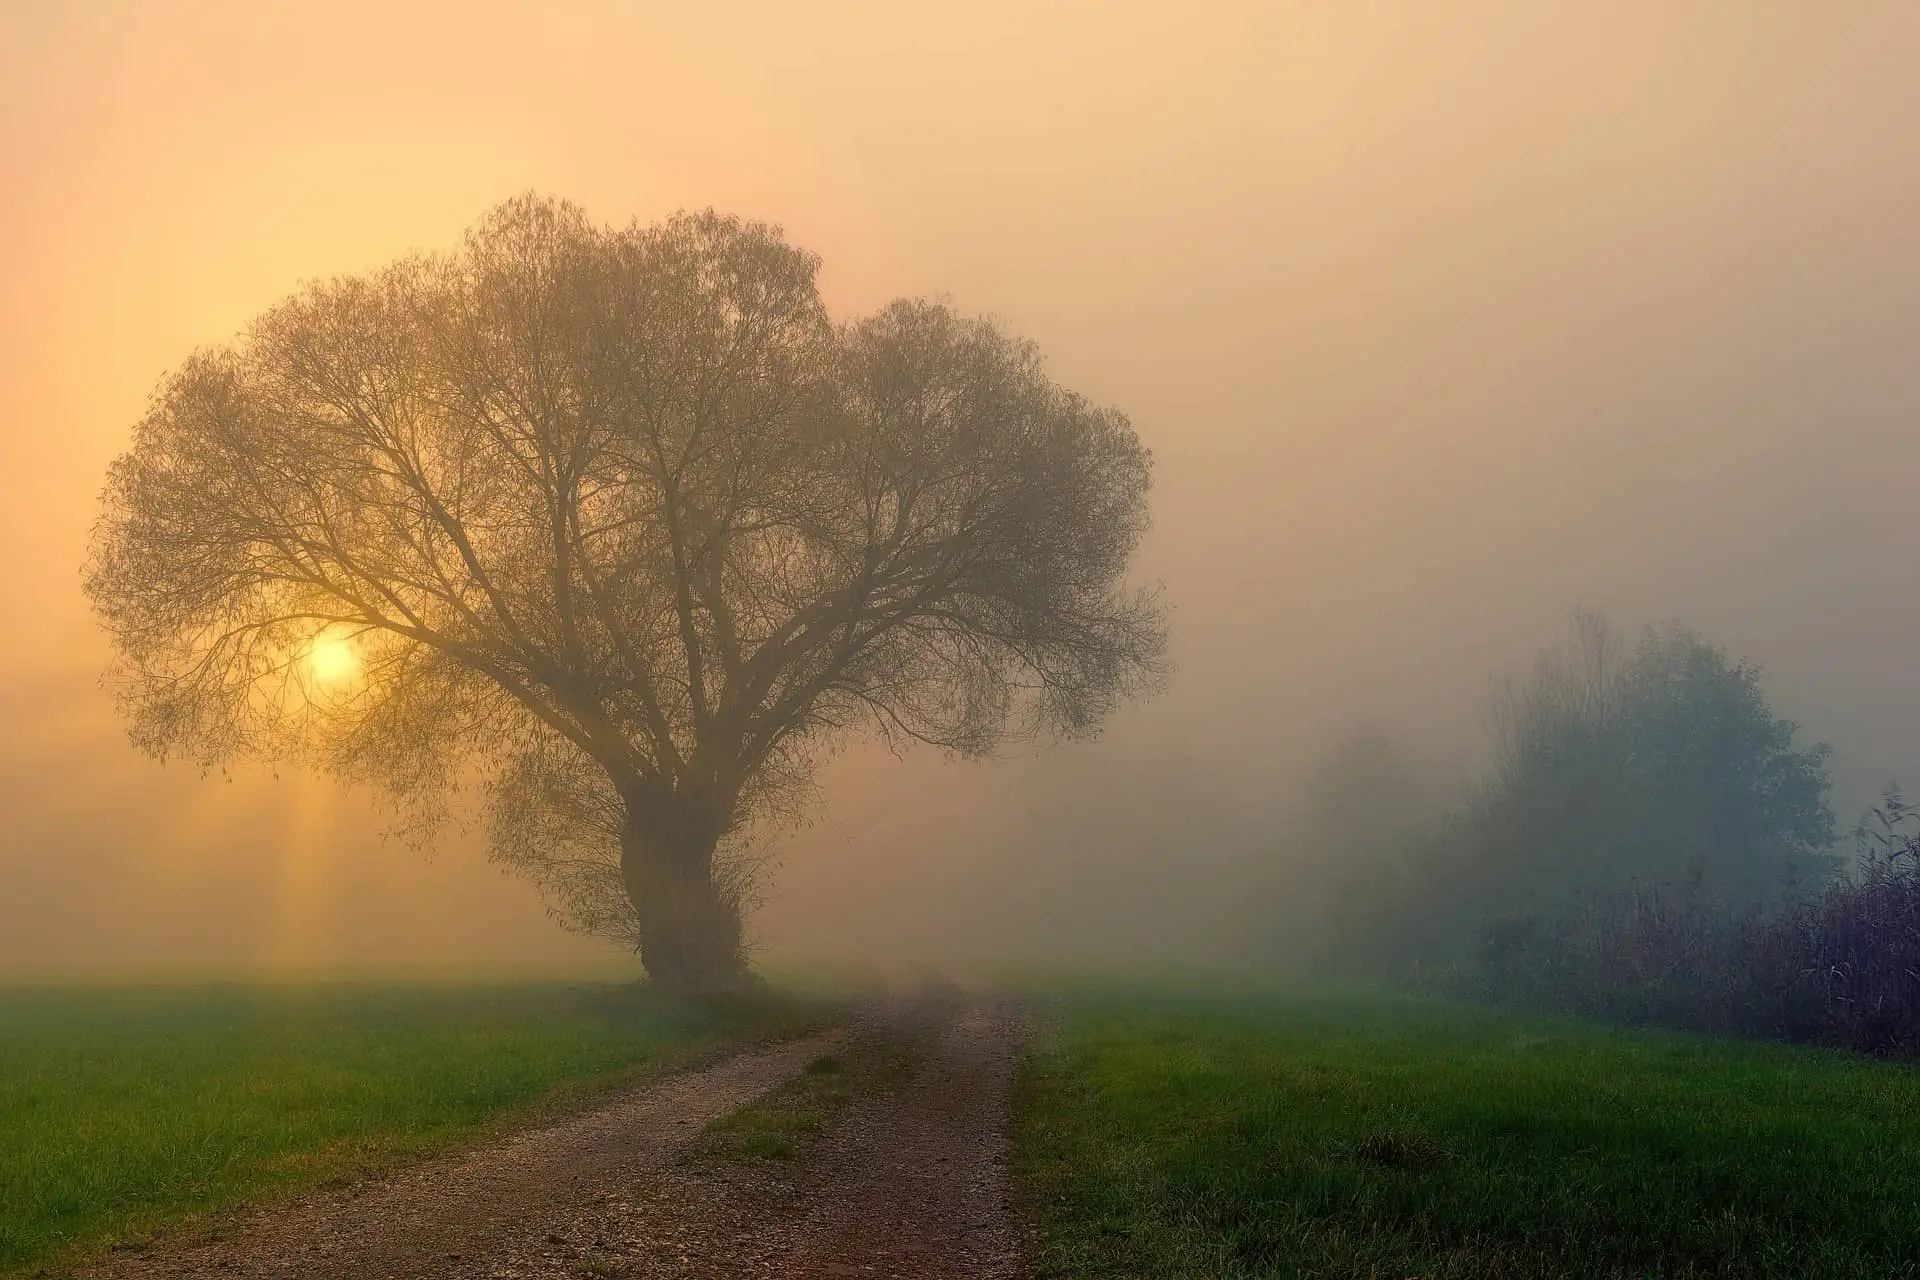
[{"left": 5, "top": 2, "right": 1920, "bottom": 979}]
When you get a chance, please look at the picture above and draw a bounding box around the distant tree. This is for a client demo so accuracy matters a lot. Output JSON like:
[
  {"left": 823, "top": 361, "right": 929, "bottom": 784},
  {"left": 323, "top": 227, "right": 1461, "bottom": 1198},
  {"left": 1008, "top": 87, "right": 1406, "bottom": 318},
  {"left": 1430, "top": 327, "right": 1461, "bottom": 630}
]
[
  {"left": 1326, "top": 611, "right": 1835, "bottom": 977},
  {"left": 1487, "top": 607, "right": 1629, "bottom": 803},
  {"left": 1276, "top": 729, "right": 1436, "bottom": 966},
  {"left": 1297, "top": 731, "right": 1428, "bottom": 852},
  {"left": 1470, "top": 612, "right": 1837, "bottom": 916},
  {"left": 1615, "top": 622, "right": 1836, "bottom": 896},
  {"left": 84, "top": 196, "right": 1166, "bottom": 991}
]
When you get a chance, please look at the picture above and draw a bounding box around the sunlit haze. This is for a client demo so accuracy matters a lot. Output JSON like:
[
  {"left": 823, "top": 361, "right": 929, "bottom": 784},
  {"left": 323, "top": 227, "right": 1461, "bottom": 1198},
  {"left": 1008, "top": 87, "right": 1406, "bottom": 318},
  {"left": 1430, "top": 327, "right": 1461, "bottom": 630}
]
[
  {"left": 5, "top": 2, "right": 1920, "bottom": 980},
  {"left": 307, "top": 634, "right": 361, "bottom": 689}
]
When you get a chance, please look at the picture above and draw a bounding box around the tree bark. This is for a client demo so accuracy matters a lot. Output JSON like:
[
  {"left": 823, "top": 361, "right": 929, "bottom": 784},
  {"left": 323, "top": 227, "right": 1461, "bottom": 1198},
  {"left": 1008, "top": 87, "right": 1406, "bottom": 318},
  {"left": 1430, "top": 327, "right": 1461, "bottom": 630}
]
[{"left": 619, "top": 808, "right": 746, "bottom": 993}]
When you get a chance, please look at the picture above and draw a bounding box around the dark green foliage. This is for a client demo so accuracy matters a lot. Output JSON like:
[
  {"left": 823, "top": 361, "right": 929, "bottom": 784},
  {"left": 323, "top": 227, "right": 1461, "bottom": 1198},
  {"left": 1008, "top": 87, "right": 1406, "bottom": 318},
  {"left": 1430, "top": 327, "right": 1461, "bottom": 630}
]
[{"left": 1015, "top": 988, "right": 1920, "bottom": 1279}]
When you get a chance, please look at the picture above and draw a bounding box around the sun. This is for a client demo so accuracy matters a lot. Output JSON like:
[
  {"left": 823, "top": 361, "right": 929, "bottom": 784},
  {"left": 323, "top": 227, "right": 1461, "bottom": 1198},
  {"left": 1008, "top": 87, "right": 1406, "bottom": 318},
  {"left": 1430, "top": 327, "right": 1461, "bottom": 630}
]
[{"left": 307, "top": 632, "right": 361, "bottom": 687}]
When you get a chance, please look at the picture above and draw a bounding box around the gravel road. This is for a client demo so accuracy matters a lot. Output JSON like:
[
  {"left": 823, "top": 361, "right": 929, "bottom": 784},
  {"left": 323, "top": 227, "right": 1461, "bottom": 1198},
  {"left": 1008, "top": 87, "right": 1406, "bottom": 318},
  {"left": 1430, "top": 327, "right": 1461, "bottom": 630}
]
[{"left": 82, "top": 998, "right": 1026, "bottom": 1280}]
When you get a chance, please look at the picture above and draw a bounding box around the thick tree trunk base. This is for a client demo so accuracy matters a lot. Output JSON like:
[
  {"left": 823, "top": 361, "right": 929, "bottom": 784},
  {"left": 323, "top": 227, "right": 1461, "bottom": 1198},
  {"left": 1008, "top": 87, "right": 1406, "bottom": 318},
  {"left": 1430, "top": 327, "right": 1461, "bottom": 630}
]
[
  {"left": 637, "top": 921, "right": 749, "bottom": 995},
  {"left": 622, "top": 829, "right": 747, "bottom": 995}
]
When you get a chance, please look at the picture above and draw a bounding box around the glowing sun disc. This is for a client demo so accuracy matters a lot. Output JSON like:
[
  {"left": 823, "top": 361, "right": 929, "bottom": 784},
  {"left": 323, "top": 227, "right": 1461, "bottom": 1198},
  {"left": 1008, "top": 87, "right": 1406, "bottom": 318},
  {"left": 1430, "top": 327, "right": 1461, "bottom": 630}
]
[{"left": 308, "top": 633, "right": 361, "bottom": 686}]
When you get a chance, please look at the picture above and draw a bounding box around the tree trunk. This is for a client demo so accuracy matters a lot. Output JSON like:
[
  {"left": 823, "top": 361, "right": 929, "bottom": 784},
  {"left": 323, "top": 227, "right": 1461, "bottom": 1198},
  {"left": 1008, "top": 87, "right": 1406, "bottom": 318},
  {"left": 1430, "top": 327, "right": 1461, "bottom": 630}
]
[{"left": 619, "top": 810, "right": 745, "bottom": 994}]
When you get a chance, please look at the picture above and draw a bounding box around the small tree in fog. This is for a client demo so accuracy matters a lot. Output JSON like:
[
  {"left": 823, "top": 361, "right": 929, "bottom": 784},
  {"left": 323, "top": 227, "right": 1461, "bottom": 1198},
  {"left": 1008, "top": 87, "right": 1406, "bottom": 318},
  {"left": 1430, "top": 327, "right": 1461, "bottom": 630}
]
[
  {"left": 1276, "top": 730, "right": 1435, "bottom": 961},
  {"left": 84, "top": 196, "right": 1167, "bottom": 991},
  {"left": 1297, "top": 731, "right": 1432, "bottom": 854},
  {"left": 1323, "top": 611, "right": 1836, "bottom": 978},
  {"left": 1478, "top": 611, "right": 1835, "bottom": 907}
]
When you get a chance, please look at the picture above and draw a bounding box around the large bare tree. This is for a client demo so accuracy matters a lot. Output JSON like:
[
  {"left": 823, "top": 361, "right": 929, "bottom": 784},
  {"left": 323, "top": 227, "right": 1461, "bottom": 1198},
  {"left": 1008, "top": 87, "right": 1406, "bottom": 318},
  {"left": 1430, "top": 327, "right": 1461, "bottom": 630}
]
[{"left": 85, "top": 196, "right": 1166, "bottom": 989}]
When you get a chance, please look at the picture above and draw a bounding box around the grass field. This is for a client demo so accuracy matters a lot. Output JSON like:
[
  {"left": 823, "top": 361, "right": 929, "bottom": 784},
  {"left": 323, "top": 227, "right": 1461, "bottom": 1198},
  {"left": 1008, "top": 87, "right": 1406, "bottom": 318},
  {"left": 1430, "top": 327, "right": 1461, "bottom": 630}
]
[
  {"left": 1014, "top": 985, "right": 1920, "bottom": 1279},
  {"left": 0, "top": 982, "right": 823, "bottom": 1277}
]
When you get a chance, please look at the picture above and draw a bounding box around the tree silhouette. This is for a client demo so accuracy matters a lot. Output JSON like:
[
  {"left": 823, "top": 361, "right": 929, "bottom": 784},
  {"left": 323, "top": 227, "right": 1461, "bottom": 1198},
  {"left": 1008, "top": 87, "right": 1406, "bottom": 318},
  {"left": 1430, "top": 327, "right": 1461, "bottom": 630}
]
[{"left": 86, "top": 196, "right": 1166, "bottom": 989}]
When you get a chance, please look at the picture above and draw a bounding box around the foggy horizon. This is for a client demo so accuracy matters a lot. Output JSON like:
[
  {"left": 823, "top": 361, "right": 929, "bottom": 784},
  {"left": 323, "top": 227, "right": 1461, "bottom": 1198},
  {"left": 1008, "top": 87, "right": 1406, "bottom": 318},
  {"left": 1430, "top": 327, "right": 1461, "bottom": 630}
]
[{"left": 6, "top": 1, "right": 1920, "bottom": 980}]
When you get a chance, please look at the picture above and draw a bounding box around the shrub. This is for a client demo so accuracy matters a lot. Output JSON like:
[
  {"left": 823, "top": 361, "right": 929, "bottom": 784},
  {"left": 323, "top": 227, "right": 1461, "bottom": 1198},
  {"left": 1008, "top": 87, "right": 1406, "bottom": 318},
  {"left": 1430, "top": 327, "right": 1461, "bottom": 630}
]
[{"left": 1467, "top": 791, "right": 1920, "bottom": 1057}]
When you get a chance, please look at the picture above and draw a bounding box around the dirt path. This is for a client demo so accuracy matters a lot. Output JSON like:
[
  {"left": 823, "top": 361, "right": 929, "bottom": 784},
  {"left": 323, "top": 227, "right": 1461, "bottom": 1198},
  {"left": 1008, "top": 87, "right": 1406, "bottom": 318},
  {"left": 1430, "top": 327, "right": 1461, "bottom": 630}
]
[
  {"left": 529, "top": 997, "right": 1029, "bottom": 1279},
  {"left": 778, "top": 998, "right": 1026, "bottom": 1278},
  {"left": 84, "top": 1028, "right": 853, "bottom": 1280},
  {"left": 84, "top": 998, "right": 1027, "bottom": 1280}
]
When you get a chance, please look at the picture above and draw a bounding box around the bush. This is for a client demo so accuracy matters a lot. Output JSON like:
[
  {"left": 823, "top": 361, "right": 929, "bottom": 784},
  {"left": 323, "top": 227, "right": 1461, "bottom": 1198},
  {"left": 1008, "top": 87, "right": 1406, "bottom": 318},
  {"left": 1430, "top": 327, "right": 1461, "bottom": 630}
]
[
  {"left": 1466, "top": 792, "right": 1920, "bottom": 1057},
  {"left": 1468, "top": 886, "right": 1760, "bottom": 1035}
]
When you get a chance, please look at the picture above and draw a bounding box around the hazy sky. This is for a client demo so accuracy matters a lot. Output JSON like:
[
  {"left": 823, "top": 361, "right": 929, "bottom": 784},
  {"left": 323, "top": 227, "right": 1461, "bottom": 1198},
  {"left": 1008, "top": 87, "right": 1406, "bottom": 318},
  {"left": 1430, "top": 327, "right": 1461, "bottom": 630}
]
[{"left": 5, "top": 2, "right": 1920, "bottom": 976}]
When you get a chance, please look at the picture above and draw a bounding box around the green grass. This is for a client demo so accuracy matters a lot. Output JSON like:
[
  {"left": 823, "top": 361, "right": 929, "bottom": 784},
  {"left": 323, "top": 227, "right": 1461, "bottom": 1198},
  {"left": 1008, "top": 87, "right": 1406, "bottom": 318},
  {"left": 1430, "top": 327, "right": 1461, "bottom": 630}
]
[
  {"left": 0, "top": 982, "right": 827, "bottom": 1277},
  {"left": 1014, "top": 985, "right": 1920, "bottom": 1279},
  {"left": 702, "top": 1053, "right": 857, "bottom": 1162},
  {"left": 700, "top": 1027, "right": 927, "bottom": 1166}
]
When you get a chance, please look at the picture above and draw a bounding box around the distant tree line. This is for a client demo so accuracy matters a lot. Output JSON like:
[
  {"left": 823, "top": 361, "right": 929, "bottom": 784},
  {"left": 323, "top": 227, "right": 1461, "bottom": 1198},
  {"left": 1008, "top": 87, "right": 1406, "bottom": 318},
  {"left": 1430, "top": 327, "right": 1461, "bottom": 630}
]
[{"left": 1266, "top": 610, "right": 1920, "bottom": 1058}]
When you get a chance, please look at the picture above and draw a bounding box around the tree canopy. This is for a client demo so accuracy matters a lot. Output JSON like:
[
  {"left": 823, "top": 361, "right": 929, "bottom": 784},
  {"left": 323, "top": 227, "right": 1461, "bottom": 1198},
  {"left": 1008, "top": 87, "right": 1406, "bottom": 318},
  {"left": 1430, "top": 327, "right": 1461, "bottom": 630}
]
[
  {"left": 85, "top": 195, "right": 1166, "bottom": 988},
  {"left": 1482, "top": 611, "right": 1835, "bottom": 904},
  {"left": 1317, "top": 611, "right": 1835, "bottom": 977}
]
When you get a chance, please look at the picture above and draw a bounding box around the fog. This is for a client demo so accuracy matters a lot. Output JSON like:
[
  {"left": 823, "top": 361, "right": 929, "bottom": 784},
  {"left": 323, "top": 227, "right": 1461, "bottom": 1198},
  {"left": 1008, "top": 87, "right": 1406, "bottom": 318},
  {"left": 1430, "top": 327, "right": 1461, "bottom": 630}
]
[{"left": 4, "top": 2, "right": 1919, "bottom": 978}]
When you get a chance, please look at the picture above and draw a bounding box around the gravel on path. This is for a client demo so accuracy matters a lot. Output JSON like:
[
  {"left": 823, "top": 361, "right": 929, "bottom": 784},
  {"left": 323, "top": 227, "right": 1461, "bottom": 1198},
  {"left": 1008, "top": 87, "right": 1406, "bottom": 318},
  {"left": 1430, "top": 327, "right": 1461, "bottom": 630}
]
[
  {"left": 82, "top": 1026, "right": 853, "bottom": 1280},
  {"left": 514, "top": 998, "right": 1027, "bottom": 1279},
  {"left": 83, "top": 996, "right": 1027, "bottom": 1280}
]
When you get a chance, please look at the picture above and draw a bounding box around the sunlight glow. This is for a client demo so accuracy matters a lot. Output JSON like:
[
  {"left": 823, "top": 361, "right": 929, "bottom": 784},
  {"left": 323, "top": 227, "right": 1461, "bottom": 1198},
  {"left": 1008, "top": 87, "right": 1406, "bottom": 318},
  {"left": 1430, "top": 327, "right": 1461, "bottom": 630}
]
[{"left": 307, "top": 632, "right": 361, "bottom": 687}]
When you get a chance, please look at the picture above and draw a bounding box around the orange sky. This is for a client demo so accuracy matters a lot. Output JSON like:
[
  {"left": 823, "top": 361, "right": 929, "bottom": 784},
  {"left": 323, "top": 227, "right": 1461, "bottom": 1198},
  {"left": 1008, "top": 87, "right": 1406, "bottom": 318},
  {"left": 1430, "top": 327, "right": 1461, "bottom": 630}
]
[{"left": 5, "top": 3, "right": 1920, "bottom": 977}]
